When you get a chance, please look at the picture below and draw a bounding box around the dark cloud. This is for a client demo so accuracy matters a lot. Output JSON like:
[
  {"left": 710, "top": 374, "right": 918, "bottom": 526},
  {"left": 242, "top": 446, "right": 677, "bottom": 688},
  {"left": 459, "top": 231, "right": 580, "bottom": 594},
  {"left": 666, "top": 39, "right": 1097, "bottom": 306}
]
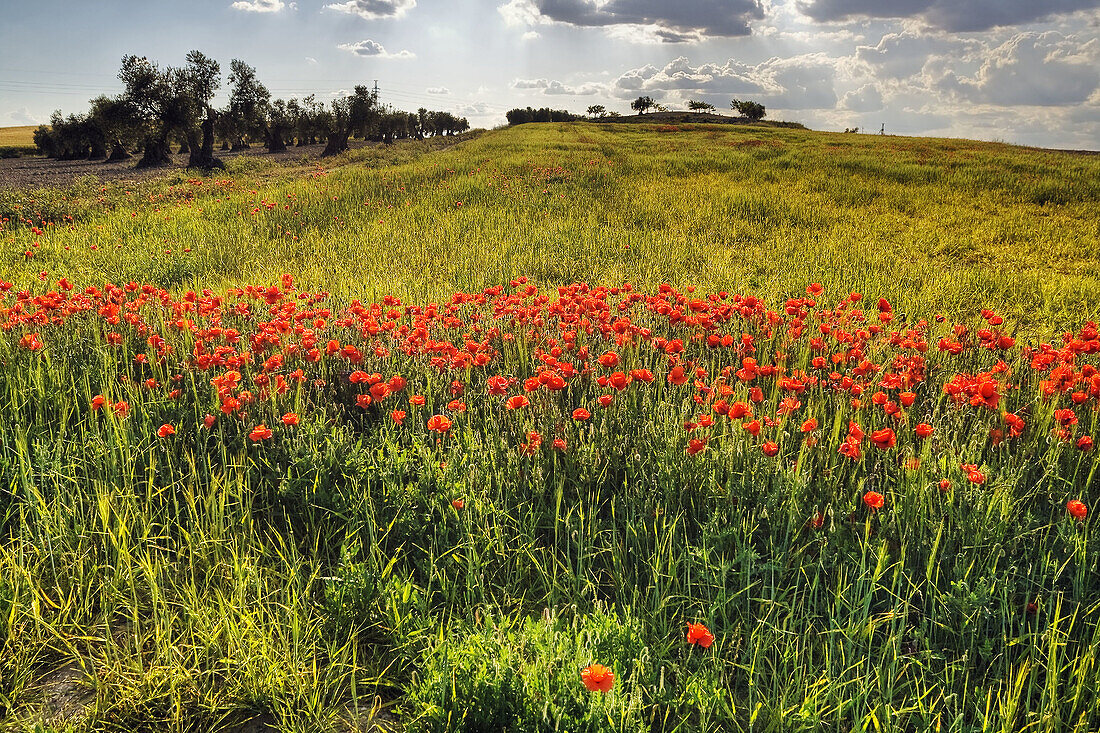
[
  {"left": 797, "top": 0, "right": 1100, "bottom": 32},
  {"left": 509, "top": 0, "right": 765, "bottom": 39}
]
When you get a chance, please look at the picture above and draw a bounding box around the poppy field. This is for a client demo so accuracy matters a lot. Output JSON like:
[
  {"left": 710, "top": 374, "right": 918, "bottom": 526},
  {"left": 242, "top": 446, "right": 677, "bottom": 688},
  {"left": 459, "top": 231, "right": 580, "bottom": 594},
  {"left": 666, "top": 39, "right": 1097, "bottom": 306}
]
[{"left": 2, "top": 123, "right": 1100, "bottom": 732}]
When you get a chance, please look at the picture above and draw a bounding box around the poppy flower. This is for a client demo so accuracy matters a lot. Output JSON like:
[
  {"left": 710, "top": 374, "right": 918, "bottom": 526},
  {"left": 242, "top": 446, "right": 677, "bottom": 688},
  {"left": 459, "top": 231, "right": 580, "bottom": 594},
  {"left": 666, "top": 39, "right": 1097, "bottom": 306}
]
[
  {"left": 410, "top": 394, "right": 426, "bottom": 407},
  {"left": 598, "top": 394, "right": 614, "bottom": 408},
  {"left": 801, "top": 417, "right": 818, "bottom": 433},
  {"left": 608, "top": 372, "right": 631, "bottom": 390},
  {"left": 667, "top": 366, "right": 689, "bottom": 386},
  {"left": 157, "top": 424, "right": 175, "bottom": 438},
  {"left": 597, "top": 351, "right": 619, "bottom": 368},
  {"left": 863, "top": 491, "right": 884, "bottom": 511},
  {"left": 580, "top": 664, "right": 614, "bottom": 693},
  {"left": 506, "top": 395, "right": 529, "bottom": 410},
  {"left": 572, "top": 408, "right": 591, "bottom": 421},
  {"left": 249, "top": 424, "right": 273, "bottom": 441},
  {"left": 114, "top": 401, "right": 130, "bottom": 417},
  {"left": 356, "top": 394, "right": 372, "bottom": 409},
  {"left": 451, "top": 498, "right": 465, "bottom": 510},
  {"left": 871, "top": 428, "right": 896, "bottom": 450},
  {"left": 686, "top": 437, "right": 707, "bottom": 455},
  {"left": 391, "top": 409, "right": 406, "bottom": 425},
  {"left": 729, "top": 402, "right": 752, "bottom": 419},
  {"left": 427, "top": 414, "right": 453, "bottom": 433},
  {"left": 91, "top": 395, "right": 107, "bottom": 411},
  {"left": 1077, "top": 436, "right": 1094, "bottom": 452},
  {"left": 281, "top": 413, "right": 299, "bottom": 426},
  {"left": 939, "top": 478, "right": 951, "bottom": 492},
  {"left": 1067, "top": 499, "right": 1087, "bottom": 521},
  {"left": 686, "top": 622, "right": 715, "bottom": 648},
  {"left": 204, "top": 414, "right": 217, "bottom": 429},
  {"left": 762, "top": 441, "right": 779, "bottom": 457},
  {"left": 742, "top": 420, "right": 761, "bottom": 437},
  {"left": 915, "top": 423, "right": 933, "bottom": 439}
]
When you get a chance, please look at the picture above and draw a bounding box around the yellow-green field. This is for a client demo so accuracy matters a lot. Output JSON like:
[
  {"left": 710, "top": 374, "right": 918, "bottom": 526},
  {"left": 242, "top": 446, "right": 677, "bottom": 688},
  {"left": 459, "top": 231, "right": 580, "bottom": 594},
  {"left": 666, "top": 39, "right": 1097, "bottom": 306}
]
[
  {"left": 3, "top": 123, "right": 1099, "bottom": 336},
  {"left": 0, "top": 124, "right": 38, "bottom": 147},
  {"left": 2, "top": 123, "right": 1100, "bottom": 732}
]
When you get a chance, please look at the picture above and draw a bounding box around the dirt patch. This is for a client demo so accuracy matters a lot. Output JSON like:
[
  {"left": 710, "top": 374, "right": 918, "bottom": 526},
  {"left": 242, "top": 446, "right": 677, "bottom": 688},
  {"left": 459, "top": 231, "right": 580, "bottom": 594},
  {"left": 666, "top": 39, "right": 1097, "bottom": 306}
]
[
  {"left": 25, "top": 662, "right": 95, "bottom": 728},
  {"left": 0, "top": 140, "right": 367, "bottom": 190}
]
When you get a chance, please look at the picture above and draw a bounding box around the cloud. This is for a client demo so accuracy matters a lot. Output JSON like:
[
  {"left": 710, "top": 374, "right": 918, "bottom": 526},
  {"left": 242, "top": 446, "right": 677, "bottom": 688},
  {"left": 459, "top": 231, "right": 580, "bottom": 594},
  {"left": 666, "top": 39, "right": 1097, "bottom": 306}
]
[
  {"left": 337, "top": 40, "right": 415, "bottom": 59},
  {"left": 231, "top": 0, "right": 285, "bottom": 11},
  {"left": 512, "top": 78, "right": 607, "bottom": 95},
  {"left": 610, "top": 54, "right": 841, "bottom": 109},
  {"left": 839, "top": 83, "right": 884, "bottom": 111},
  {"left": 933, "top": 32, "right": 1100, "bottom": 106},
  {"left": 521, "top": 30, "right": 541, "bottom": 40},
  {"left": 498, "top": 0, "right": 765, "bottom": 41},
  {"left": 796, "top": 0, "right": 1100, "bottom": 32},
  {"left": 6, "top": 107, "right": 38, "bottom": 125},
  {"left": 326, "top": 0, "right": 415, "bottom": 20},
  {"left": 855, "top": 32, "right": 977, "bottom": 80},
  {"left": 427, "top": 86, "right": 451, "bottom": 94}
]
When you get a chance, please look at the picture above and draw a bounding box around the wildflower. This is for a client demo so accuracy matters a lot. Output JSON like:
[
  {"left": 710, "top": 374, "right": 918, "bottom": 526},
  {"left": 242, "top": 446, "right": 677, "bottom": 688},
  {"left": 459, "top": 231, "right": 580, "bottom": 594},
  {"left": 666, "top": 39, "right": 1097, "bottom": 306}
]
[
  {"left": 282, "top": 413, "right": 299, "bottom": 426},
  {"left": 762, "top": 441, "right": 779, "bottom": 457},
  {"left": 410, "top": 394, "right": 426, "bottom": 406},
  {"left": 113, "top": 401, "right": 130, "bottom": 417},
  {"left": 427, "top": 414, "right": 453, "bottom": 433},
  {"left": 249, "top": 424, "right": 273, "bottom": 441},
  {"left": 572, "top": 408, "right": 591, "bottom": 421},
  {"left": 356, "top": 394, "right": 372, "bottom": 409},
  {"left": 686, "top": 438, "right": 707, "bottom": 455},
  {"left": 1077, "top": 436, "right": 1094, "bottom": 452},
  {"left": 157, "top": 424, "right": 175, "bottom": 438},
  {"left": 597, "top": 350, "right": 619, "bottom": 368},
  {"left": 204, "top": 414, "right": 217, "bottom": 429},
  {"left": 939, "top": 478, "right": 951, "bottom": 492},
  {"left": 863, "top": 491, "right": 884, "bottom": 511},
  {"left": 598, "top": 394, "right": 614, "bottom": 408},
  {"left": 686, "top": 622, "right": 715, "bottom": 648},
  {"left": 801, "top": 417, "right": 818, "bottom": 433},
  {"left": 915, "top": 423, "right": 933, "bottom": 439},
  {"left": 451, "top": 498, "right": 465, "bottom": 510},
  {"left": 91, "top": 395, "right": 107, "bottom": 411},
  {"left": 1067, "top": 499, "right": 1087, "bottom": 521},
  {"left": 871, "top": 428, "right": 896, "bottom": 450},
  {"left": 506, "top": 395, "right": 529, "bottom": 410},
  {"left": 391, "top": 409, "right": 406, "bottom": 425},
  {"left": 580, "top": 664, "right": 614, "bottom": 693}
]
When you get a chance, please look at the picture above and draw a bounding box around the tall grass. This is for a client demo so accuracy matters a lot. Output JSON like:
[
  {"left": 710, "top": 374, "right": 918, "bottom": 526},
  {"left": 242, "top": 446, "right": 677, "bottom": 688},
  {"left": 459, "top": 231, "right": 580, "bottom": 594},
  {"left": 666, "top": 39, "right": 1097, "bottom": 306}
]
[{"left": 1, "top": 124, "right": 1099, "bottom": 732}]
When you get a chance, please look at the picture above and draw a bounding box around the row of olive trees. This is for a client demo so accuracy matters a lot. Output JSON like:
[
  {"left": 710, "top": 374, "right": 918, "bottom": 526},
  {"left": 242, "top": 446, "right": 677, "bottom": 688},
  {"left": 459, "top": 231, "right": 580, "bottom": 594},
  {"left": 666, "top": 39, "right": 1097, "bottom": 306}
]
[
  {"left": 33, "top": 51, "right": 470, "bottom": 169},
  {"left": 591, "top": 96, "right": 766, "bottom": 120}
]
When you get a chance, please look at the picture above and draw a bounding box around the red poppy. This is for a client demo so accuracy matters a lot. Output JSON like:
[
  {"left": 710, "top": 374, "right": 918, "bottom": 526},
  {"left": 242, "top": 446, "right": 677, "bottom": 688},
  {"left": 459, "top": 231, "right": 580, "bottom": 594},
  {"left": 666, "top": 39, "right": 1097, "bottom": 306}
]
[
  {"left": 742, "top": 420, "right": 761, "bottom": 437},
  {"left": 939, "top": 478, "right": 951, "bottom": 492},
  {"left": 1077, "top": 436, "right": 1094, "bottom": 452},
  {"left": 668, "top": 365, "right": 689, "bottom": 386},
  {"left": 572, "top": 408, "right": 591, "bottom": 421},
  {"left": 370, "top": 383, "right": 390, "bottom": 401},
  {"left": 204, "top": 414, "right": 217, "bottom": 429},
  {"left": 410, "top": 394, "right": 426, "bottom": 406},
  {"left": 391, "top": 409, "right": 406, "bottom": 425},
  {"left": 871, "top": 428, "right": 896, "bottom": 450},
  {"left": 801, "top": 417, "right": 818, "bottom": 433},
  {"left": 282, "top": 413, "right": 299, "bottom": 426},
  {"left": 91, "top": 395, "right": 107, "bottom": 411},
  {"left": 427, "top": 414, "right": 453, "bottom": 433},
  {"left": 506, "top": 395, "right": 529, "bottom": 410},
  {"left": 608, "top": 371, "right": 631, "bottom": 390},
  {"left": 356, "top": 394, "right": 372, "bottom": 409},
  {"left": 157, "top": 424, "right": 175, "bottom": 438},
  {"left": 580, "top": 664, "right": 614, "bottom": 693},
  {"left": 729, "top": 402, "right": 752, "bottom": 419},
  {"left": 597, "top": 351, "right": 619, "bottom": 368},
  {"left": 598, "top": 394, "right": 614, "bottom": 408},
  {"left": 762, "top": 441, "right": 779, "bottom": 457},
  {"left": 1067, "top": 499, "right": 1087, "bottom": 521},
  {"left": 686, "top": 622, "right": 715, "bottom": 648},
  {"left": 686, "top": 438, "right": 708, "bottom": 455},
  {"left": 249, "top": 424, "right": 273, "bottom": 441},
  {"left": 863, "top": 491, "right": 884, "bottom": 510},
  {"left": 915, "top": 423, "right": 933, "bottom": 439},
  {"left": 451, "top": 498, "right": 465, "bottom": 510}
]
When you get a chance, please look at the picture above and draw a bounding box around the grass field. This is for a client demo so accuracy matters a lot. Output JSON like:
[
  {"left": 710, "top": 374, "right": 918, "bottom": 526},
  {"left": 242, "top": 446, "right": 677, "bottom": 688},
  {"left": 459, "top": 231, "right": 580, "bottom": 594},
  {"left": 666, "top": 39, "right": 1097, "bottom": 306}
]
[
  {"left": 0, "top": 125, "right": 38, "bottom": 147},
  {"left": 2, "top": 123, "right": 1100, "bottom": 732}
]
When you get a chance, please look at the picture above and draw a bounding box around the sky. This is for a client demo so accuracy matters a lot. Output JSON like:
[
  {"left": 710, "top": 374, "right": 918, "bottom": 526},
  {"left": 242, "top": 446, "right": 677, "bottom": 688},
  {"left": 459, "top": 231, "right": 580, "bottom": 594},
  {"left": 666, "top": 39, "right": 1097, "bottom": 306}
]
[{"left": 1, "top": 0, "right": 1099, "bottom": 149}]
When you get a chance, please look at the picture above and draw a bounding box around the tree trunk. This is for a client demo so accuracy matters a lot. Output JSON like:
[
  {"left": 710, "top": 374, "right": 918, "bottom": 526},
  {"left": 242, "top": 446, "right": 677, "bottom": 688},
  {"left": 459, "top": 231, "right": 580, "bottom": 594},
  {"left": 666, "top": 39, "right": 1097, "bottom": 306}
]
[
  {"left": 321, "top": 129, "right": 350, "bottom": 157},
  {"left": 88, "top": 141, "right": 108, "bottom": 160},
  {"left": 108, "top": 141, "right": 131, "bottom": 161},
  {"left": 177, "top": 138, "right": 190, "bottom": 154},
  {"left": 136, "top": 135, "right": 173, "bottom": 168},
  {"left": 231, "top": 138, "right": 249, "bottom": 151},
  {"left": 187, "top": 117, "right": 226, "bottom": 170},
  {"left": 267, "top": 128, "right": 287, "bottom": 154}
]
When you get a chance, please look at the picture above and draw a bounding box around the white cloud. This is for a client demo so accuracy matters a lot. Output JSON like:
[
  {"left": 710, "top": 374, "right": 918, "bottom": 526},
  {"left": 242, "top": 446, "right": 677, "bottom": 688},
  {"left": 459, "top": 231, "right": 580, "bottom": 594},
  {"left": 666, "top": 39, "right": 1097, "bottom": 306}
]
[
  {"left": 305, "top": 56, "right": 318, "bottom": 65},
  {"left": 6, "top": 107, "right": 38, "bottom": 125},
  {"left": 326, "top": 0, "right": 415, "bottom": 20},
  {"left": 512, "top": 78, "right": 607, "bottom": 95},
  {"left": 427, "top": 86, "right": 451, "bottom": 94},
  {"left": 231, "top": 0, "right": 284, "bottom": 12},
  {"left": 521, "top": 30, "right": 541, "bottom": 40},
  {"left": 497, "top": 0, "right": 764, "bottom": 41},
  {"left": 337, "top": 40, "right": 416, "bottom": 59}
]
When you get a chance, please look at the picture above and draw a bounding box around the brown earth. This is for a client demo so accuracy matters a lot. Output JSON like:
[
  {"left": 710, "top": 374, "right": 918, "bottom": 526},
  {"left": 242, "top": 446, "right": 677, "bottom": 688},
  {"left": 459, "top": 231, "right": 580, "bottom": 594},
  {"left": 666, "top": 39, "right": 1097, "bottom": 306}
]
[{"left": 0, "top": 140, "right": 371, "bottom": 190}]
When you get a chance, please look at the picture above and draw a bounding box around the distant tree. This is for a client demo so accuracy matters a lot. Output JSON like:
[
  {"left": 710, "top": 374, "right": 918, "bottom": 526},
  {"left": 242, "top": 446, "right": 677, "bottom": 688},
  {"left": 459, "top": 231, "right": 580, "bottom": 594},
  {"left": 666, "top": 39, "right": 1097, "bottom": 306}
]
[
  {"left": 631, "top": 96, "right": 656, "bottom": 115},
  {"left": 118, "top": 55, "right": 181, "bottom": 167},
  {"left": 33, "top": 124, "right": 58, "bottom": 158},
  {"left": 321, "top": 85, "right": 379, "bottom": 157},
  {"left": 688, "top": 100, "right": 714, "bottom": 114},
  {"left": 292, "top": 95, "right": 324, "bottom": 145},
  {"left": 266, "top": 98, "right": 294, "bottom": 153},
  {"left": 505, "top": 107, "right": 577, "bottom": 125},
  {"left": 586, "top": 104, "right": 606, "bottom": 118},
  {"left": 731, "top": 99, "right": 766, "bottom": 121},
  {"left": 177, "top": 50, "right": 224, "bottom": 169},
  {"left": 224, "top": 59, "right": 270, "bottom": 150},
  {"left": 416, "top": 107, "right": 429, "bottom": 139}
]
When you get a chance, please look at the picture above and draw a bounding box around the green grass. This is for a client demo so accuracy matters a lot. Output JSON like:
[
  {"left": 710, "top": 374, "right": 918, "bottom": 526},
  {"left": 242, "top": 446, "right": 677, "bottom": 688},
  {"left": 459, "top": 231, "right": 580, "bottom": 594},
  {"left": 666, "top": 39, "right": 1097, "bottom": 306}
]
[{"left": 1, "top": 123, "right": 1100, "bottom": 732}]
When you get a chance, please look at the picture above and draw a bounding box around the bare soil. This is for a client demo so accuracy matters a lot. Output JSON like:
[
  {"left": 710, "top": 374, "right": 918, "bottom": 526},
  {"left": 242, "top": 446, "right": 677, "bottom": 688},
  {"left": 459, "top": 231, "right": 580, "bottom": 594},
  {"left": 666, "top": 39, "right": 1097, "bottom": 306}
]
[{"left": 0, "top": 141, "right": 371, "bottom": 190}]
